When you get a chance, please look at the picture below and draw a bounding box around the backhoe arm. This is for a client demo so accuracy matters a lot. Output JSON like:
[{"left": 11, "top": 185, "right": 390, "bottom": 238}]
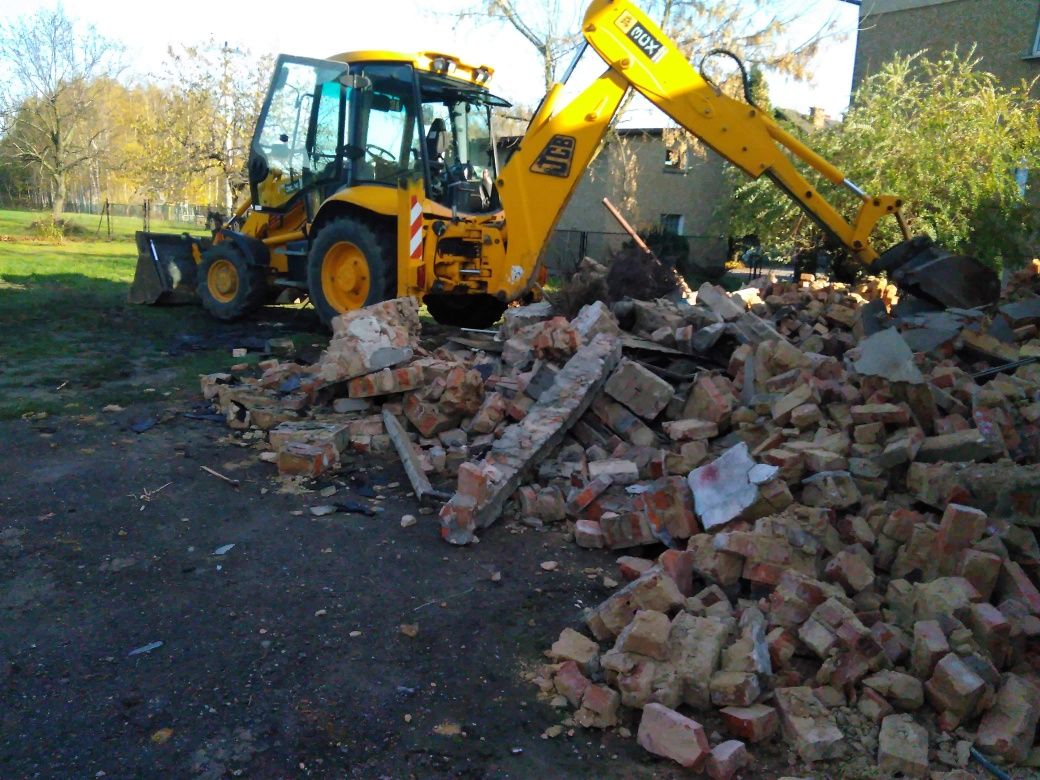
[{"left": 580, "top": 0, "right": 907, "bottom": 265}]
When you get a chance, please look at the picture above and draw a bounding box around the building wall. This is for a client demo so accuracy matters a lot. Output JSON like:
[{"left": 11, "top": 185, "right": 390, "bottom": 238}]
[
  {"left": 853, "top": 0, "right": 1040, "bottom": 94},
  {"left": 546, "top": 131, "right": 730, "bottom": 274}
]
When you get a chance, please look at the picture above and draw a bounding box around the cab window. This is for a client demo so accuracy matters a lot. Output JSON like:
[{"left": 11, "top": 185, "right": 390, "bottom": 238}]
[
  {"left": 251, "top": 56, "right": 349, "bottom": 210},
  {"left": 350, "top": 63, "right": 422, "bottom": 185}
]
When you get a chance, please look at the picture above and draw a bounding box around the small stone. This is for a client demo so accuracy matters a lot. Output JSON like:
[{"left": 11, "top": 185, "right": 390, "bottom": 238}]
[
  {"left": 310, "top": 505, "right": 337, "bottom": 517},
  {"left": 399, "top": 623, "right": 419, "bottom": 638},
  {"left": 541, "top": 560, "right": 559, "bottom": 572},
  {"left": 400, "top": 514, "right": 417, "bottom": 528}
]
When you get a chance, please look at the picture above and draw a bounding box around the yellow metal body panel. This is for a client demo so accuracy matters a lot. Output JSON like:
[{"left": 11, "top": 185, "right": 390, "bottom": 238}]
[
  {"left": 322, "top": 184, "right": 399, "bottom": 218},
  {"left": 495, "top": 70, "right": 628, "bottom": 298},
  {"left": 328, "top": 50, "right": 495, "bottom": 86}
]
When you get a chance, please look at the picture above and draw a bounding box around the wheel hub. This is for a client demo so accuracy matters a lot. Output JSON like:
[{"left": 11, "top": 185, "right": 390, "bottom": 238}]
[
  {"left": 321, "top": 241, "right": 370, "bottom": 312},
  {"left": 208, "top": 258, "right": 239, "bottom": 303}
]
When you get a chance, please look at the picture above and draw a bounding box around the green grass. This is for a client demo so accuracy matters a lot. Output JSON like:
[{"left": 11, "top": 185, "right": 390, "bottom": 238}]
[
  {"left": 0, "top": 207, "right": 209, "bottom": 243},
  {"left": 0, "top": 208, "right": 324, "bottom": 420}
]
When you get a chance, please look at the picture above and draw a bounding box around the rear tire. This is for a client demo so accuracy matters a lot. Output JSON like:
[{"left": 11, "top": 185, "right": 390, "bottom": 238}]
[
  {"left": 307, "top": 217, "right": 392, "bottom": 328},
  {"left": 425, "top": 293, "right": 506, "bottom": 328},
  {"left": 197, "top": 244, "right": 267, "bottom": 322}
]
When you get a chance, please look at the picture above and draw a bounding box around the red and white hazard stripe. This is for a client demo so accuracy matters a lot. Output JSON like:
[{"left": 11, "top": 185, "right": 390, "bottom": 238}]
[{"left": 409, "top": 196, "right": 423, "bottom": 259}]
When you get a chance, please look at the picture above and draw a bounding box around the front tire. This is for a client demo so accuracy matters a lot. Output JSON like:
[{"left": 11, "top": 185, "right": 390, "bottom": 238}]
[
  {"left": 197, "top": 244, "right": 267, "bottom": 322},
  {"left": 307, "top": 218, "right": 391, "bottom": 328}
]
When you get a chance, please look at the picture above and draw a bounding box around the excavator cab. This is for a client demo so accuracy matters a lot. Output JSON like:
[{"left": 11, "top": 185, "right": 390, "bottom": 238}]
[
  {"left": 417, "top": 70, "right": 507, "bottom": 212},
  {"left": 245, "top": 57, "right": 508, "bottom": 219}
]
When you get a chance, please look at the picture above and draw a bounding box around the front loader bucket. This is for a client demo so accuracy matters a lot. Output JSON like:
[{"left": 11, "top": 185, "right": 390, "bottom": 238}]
[
  {"left": 128, "top": 231, "right": 209, "bottom": 305},
  {"left": 875, "top": 236, "right": 1000, "bottom": 310}
]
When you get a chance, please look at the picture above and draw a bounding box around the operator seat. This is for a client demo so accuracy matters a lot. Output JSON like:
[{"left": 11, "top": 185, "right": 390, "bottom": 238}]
[
  {"left": 426, "top": 118, "right": 449, "bottom": 202},
  {"left": 427, "top": 118, "right": 449, "bottom": 173}
]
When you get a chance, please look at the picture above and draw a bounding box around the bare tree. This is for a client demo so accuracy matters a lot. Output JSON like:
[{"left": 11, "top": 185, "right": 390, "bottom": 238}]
[
  {"left": 162, "top": 40, "right": 273, "bottom": 210},
  {"left": 0, "top": 6, "right": 121, "bottom": 217},
  {"left": 457, "top": 1, "right": 585, "bottom": 92}
]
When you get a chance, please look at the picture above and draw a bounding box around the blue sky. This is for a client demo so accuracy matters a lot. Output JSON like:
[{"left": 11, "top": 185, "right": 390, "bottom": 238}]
[{"left": 0, "top": 0, "right": 861, "bottom": 120}]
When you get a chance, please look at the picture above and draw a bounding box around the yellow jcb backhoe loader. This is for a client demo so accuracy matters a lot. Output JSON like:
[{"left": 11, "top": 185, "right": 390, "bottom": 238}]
[{"left": 129, "top": 0, "right": 1000, "bottom": 328}]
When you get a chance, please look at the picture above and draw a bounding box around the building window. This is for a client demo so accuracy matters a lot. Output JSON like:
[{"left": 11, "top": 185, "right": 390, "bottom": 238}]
[
  {"left": 664, "top": 147, "right": 685, "bottom": 172},
  {"left": 660, "top": 213, "right": 684, "bottom": 234},
  {"left": 1033, "top": 21, "right": 1040, "bottom": 56}
]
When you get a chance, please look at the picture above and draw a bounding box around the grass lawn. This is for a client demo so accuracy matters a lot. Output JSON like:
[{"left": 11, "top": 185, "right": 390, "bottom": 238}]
[{"left": 0, "top": 208, "right": 326, "bottom": 420}]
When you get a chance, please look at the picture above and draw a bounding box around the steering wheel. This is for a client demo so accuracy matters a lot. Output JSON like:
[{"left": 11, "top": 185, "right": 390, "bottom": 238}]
[{"left": 365, "top": 143, "right": 396, "bottom": 162}]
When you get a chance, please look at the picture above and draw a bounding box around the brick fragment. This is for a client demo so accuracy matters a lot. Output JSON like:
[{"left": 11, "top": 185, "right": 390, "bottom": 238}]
[
  {"left": 588, "top": 458, "right": 639, "bottom": 484},
  {"left": 925, "top": 652, "right": 986, "bottom": 726},
  {"left": 574, "top": 683, "right": 619, "bottom": 728},
  {"left": 574, "top": 519, "right": 605, "bottom": 549},
  {"left": 706, "top": 740, "right": 749, "bottom": 780},
  {"left": 635, "top": 476, "right": 699, "bottom": 541},
  {"left": 976, "top": 674, "right": 1040, "bottom": 765},
  {"left": 604, "top": 358, "right": 673, "bottom": 419},
  {"left": 637, "top": 703, "right": 711, "bottom": 769},
  {"left": 720, "top": 703, "right": 779, "bottom": 743},
  {"left": 863, "top": 670, "right": 924, "bottom": 710},
  {"left": 552, "top": 660, "right": 589, "bottom": 707},
  {"left": 933, "top": 503, "right": 988, "bottom": 573},
  {"left": 911, "top": 620, "right": 950, "bottom": 678},
  {"left": 774, "top": 686, "right": 846, "bottom": 762},
  {"left": 662, "top": 418, "right": 719, "bottom": 442},
  {"left": 347, "top": 363, "right": 424, "bottom": 398},
  {"left": 275, "top": 440, "right": 338, "bottom": 477},
  {"left": 824, "top": 549, "right": 875, "bottom": 594},
  {"left": 548, "top": 628, "right": 599, "bottom": 673},
  {"left": 616, "top": 610, "right": 671, "bottom": 660},
  {"left": 658, "top": 549, "right": 695, "bottom": 596},
  {"left": 710, "top": 671, "right": 761, "bottom": 707},
  {"left": 858, "top": 687, "right": 894, "bottom": 722},
  {"left": 957, "top": 549, "right": 1002, "bottom": 601},
  {"left": 878, "top": 714, "right": 929, "bottom": 779}
]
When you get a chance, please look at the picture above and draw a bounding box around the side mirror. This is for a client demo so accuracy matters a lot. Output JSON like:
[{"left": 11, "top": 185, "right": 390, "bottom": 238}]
[{"left": 248, "top": 152, "right": 270, "bottom": 184}]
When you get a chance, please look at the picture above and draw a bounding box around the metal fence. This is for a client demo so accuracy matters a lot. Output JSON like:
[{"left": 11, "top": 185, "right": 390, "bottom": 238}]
[
  {"left": 544, "top": 229, "right": 728, "bottom": 277},
  {"left": 63, "top": 200, "right": 223, "bottom": 226},
  {"left": 0, "top": 196, "right": 224, "bottom": 227}
]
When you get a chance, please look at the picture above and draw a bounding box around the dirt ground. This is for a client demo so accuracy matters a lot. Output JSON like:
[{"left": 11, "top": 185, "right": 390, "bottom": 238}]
[{"left": 0, "top": 380, "right": 689, "bottom": 779}]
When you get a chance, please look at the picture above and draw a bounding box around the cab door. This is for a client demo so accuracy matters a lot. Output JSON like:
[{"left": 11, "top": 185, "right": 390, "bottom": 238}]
[{"left": 248, "top": 56, "right": 352, "bottom": 213}]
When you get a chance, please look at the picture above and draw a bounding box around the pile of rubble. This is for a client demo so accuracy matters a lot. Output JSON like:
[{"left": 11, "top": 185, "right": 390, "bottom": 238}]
[{"left": 201, "top": 257, "right": 1040, "bottom": 777}]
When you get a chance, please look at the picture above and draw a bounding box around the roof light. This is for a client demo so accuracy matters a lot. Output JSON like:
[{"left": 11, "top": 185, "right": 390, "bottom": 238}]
[
  {"left": 474, "top": 67, "right": 491, "bottom": 84},
  {"left": 431, "top": 57, "right": 454, "bottom": 75}
]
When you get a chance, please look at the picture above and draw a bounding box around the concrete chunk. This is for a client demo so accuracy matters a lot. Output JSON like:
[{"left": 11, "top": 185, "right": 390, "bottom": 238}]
[
  {"left": 853, "top": 328, "right": 925, "bottom": 384},
  {"left": 687, "top": 443, "right": 778, "bottom": 530}
]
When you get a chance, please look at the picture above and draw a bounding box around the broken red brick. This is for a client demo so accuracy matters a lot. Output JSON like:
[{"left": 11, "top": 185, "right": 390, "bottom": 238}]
[{"left": 637, "top": 703, "right": 711, "bottom": 770}]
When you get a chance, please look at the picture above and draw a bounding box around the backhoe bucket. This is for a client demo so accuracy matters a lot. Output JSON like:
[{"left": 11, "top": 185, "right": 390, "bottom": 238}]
[
  {"left": 128, "top": 231, "right": 209, "bottom": 305},
  {"left": 875, "top": 236, "right": 1000, "bottom": 310}
]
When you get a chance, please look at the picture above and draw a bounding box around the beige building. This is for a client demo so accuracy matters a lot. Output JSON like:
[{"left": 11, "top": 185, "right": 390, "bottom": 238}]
[
  {"left": 853, "top": 0, "right": 1040, "bottom": 94},
  {"left": 543, "top": 128, "right": 730, "bottom": 275}
]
